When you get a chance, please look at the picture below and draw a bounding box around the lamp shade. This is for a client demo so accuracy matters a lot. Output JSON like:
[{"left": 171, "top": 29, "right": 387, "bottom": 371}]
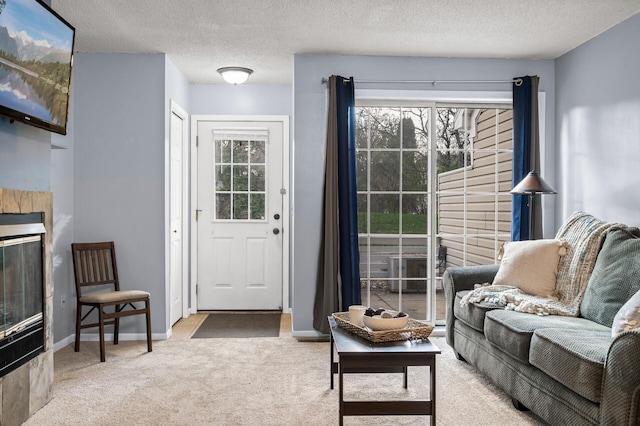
[
  {"left": 217, "top": 67, "right": 253, "bottom": 85},
  {"left": 510, "top": 171, "right": 556, "bottom": 194}
]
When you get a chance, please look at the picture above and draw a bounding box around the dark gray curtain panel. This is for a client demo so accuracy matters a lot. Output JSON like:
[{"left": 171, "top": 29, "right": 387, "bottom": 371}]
[{"left": 313, "top": 75, "right": 361, "bottom": 334}]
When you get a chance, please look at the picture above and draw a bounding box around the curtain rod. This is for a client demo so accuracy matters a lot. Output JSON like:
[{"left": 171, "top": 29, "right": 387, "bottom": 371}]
[{"left": 321, "top": 77, "right": 523, "bottom": 86}]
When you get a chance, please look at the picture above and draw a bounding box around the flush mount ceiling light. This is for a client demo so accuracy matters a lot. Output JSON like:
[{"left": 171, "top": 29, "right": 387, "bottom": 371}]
[{"left": 217, "top": 67, "right": 253, "bottom": 85}]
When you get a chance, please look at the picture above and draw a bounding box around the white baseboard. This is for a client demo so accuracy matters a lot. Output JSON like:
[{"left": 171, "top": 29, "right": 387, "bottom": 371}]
[
  {"left": 53, "top": 332, "right": 169, "bottom": 352},
  {"left": 53, "top": 335, "right": 76, "bottom": 352},
  {"left": 291, "top": 330, "right": 326, "bottom": 339}
]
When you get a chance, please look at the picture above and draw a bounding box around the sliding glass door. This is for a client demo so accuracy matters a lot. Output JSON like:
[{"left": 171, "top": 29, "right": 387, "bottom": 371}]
[{"left": 356, "top": 102, "right": 512, "bottom": 324}]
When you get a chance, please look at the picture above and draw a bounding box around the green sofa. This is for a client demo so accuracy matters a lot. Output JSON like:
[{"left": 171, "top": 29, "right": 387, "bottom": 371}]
[{"left": 444, "top": 224, "right": 640, "bottom": 425}]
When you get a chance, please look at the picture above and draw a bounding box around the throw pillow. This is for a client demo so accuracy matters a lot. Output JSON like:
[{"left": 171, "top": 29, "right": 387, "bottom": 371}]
[
  {"left": 581, "top": 226, "right": 640, "bottom": 327},
  {"left": 493, "top": 239, "right": 567, "bottom": 297},
  {"left": 612, "top": 289, "right": 640, "bottom": 337}
]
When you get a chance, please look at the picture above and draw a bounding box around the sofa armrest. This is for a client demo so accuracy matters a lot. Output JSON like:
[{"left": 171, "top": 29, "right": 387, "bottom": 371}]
[
  {"left": 600, "top": 329, "right": 640, "bottom": 425},
  {"left": 443, "top": 264, "right": 499, "bottom": 348}
]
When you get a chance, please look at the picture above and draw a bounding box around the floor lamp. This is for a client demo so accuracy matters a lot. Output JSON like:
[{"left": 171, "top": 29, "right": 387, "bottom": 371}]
[{"left": 510, "top": 171, "right": 557, "bottom": 240}]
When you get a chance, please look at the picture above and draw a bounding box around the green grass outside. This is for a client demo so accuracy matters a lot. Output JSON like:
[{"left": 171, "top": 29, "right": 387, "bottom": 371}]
[{"left": 358, "top": 212, "right": 428, "bottom": 234}]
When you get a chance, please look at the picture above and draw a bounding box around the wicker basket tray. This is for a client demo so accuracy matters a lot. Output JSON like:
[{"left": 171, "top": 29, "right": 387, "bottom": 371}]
[{"left": 332, "top": 312, "right": 434, "bottom": 343}]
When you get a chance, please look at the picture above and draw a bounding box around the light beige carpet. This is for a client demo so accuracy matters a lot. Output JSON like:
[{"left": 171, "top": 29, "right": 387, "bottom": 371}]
[{"left": 26, "top": 337, "right": 544, "bottom": 425}]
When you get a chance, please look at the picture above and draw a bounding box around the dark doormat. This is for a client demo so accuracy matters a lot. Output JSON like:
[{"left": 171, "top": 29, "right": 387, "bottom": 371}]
[{"left": 191, "top": 313, "right": 281, "bottom": 338}]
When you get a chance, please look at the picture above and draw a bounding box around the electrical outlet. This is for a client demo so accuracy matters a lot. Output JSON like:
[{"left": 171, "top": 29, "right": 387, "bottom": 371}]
[{"left": 60, "top": 295, "right": 66, "bottom": 309}]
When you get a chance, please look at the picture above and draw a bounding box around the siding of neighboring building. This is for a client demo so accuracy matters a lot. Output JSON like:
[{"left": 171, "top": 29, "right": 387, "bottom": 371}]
[{"left": 438, "top": 109, "right": 513, "bottom": 268}]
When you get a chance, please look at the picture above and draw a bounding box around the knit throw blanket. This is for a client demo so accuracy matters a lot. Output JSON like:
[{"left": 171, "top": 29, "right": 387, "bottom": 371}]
[{"left": 461, "top": 212, "right": 621, "bottom": 316}]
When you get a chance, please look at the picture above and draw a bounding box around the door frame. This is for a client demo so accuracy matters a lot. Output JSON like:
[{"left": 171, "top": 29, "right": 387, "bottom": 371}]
[
  {"left": 168, "top": 100, "right": 190, "bottom": 323},
  {"left": 190, "top": 115, "right": 290, "bottom": 313}
]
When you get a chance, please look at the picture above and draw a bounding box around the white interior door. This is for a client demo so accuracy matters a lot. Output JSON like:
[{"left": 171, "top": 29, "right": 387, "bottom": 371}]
[
  {"left": 170, "top": 103, "right": 187, "bottom": 325},
  {"left": 197, "top": 119, "right": 284, "bottom": 310}
]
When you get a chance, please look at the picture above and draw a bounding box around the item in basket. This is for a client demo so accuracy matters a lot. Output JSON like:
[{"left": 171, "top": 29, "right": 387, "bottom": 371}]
[
  {"left": 348, "top": 305, "right": 366, "bottom": 327},
  {"left": 363, "top": 310, "right": 409, "bottom": 331},
  {"left": 364, "top": 307, "right": 387, "bottom": 317}
]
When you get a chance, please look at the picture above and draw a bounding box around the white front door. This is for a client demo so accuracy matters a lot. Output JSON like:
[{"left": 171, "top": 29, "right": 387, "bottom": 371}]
[
  {"left": 196, "top": 118, "right": 284, "bottom": 310},
  {"left": 170, "top": 103, "right": 187, "bottom": 325}
]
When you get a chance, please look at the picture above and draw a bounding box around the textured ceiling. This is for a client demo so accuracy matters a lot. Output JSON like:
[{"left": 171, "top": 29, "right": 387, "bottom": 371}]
[{"left": 51, "top": 0, "right": 640, "bottom": 85}]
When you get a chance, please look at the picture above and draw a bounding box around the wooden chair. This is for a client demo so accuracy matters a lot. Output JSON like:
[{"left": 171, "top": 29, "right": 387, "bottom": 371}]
[{"left": 71, "top": 241, "right": 152, "bottom": 362}]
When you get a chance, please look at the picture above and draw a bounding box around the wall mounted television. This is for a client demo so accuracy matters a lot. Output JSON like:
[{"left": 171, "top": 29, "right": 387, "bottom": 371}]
[{"left": 0, "top": 0, "right": 75, "bottom": 135}]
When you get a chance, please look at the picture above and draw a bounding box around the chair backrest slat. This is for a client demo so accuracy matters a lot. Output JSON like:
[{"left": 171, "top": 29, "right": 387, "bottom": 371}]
[{"left": 72, "top": 242, "right": 121, "bottom": 296}]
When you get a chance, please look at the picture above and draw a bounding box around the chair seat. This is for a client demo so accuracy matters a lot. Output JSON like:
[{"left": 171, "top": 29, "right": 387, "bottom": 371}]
[{"left": 80, "top": 290, "right": 150, "bottom": 304}]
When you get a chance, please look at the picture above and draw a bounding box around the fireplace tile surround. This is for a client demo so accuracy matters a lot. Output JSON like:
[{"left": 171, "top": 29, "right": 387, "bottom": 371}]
[{"left": 0, "top": 189, "right": 53, "bottom": 426}]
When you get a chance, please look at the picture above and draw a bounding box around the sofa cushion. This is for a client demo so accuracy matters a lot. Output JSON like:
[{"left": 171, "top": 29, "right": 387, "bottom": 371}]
[
  {"left": 581, "top": 226, "right": 640, "bottom": 327},
  {"left": 612, "top": 288, "right": 640, "bottom": 336},
  {"left": 530, "top": 328, "right": 612, "bottom": 403},
  {"left": 493, "top": 239, "right": 567, "bottom": 297},
  {"left": 484, "top": 309, "right": 607, "bottom": 363},
  {"left": 454, "top": 290, "right": 503, "bottom": 332}
]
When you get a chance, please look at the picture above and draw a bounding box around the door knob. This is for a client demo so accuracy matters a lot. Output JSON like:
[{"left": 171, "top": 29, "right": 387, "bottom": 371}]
[
  {"left": 274, "top": 213, "right": 280, "bottom": 220},
  {"left": 273, "top": 228, "right": 280, "bottom": 235}
]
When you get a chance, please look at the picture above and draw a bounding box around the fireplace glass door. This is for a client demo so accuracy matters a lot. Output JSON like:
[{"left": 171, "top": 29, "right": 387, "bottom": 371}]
[{"left": 0, "top": 236, "right": 43, "bottom": 340}]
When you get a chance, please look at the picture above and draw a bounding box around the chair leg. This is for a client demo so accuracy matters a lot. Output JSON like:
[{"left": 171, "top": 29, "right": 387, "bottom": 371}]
[
  {"left": 145, "top": 299, "right": 152, "bottom": 353},
  {"left": 98, "top": 306, "right": 106, "bottom": 362},
  {"left": 114, "top": 305, "right": 120, "bottom": 345},
  {"left": 75, "top": 303, "right": 82, "bottom": 352}
]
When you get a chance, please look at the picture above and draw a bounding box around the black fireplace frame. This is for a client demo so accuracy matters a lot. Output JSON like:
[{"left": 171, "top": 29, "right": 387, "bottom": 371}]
[{"left": 0, "top": 213, "right": 46, "bottom": 377}]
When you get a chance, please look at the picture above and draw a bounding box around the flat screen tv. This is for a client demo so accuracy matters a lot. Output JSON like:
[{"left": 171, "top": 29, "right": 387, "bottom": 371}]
[{"left": 0, "top": 0, "right": 75, "bottom": 135}]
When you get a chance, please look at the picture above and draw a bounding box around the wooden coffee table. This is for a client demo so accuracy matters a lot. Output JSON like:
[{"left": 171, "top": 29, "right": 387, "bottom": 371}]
[{"left": 328, "top": 316, "right": 440, "bottom": 425}]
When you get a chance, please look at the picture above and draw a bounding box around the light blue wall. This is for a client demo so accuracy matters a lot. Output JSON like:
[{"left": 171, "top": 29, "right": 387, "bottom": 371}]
[
  {"left": 292, "top": 54, "right": 556, "bottom": 336},
  {"left": 190, "top": 84, "right": 292, "bottom": 116},
  {"left": 166, "top": 57, "right": 190, "bottom": 111},
  {"left": 0, "top": 122, "right": 51, "bottom": 191},
  {"left": 555, "top": 13, "right": 640, "bottom": 227},
  {"left": 51, "top": 87, "right": 75, "bottom": 343},
  {"left": 73, "top": 52, "right": 167, "bottom": 335}
]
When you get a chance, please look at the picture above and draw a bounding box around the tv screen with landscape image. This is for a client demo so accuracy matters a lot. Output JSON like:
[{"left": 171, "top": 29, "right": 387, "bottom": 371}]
[{"left": 0, "top": 0, "right": 75, "bottom": 135}]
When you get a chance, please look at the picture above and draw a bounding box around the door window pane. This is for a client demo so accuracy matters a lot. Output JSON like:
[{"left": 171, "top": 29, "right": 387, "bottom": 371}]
[
  {"left": 369, "top": 194, "right": 399, "bottom": 234},
  {"left": 233, "top": 140, "right": 249, "bottom": 163},
  {"left": 370, "top": 152, "right": 400, "bottom": 191},
  {"left": 250, "top": 194, "right": 265, "bottom": 220},
  {"left": 233, "top": 194, "right": 248, "bottom": 220},
  {"left": 215, "top": 140, "right": 232, "bottom": 163},
  {"left": 402, "top": 195, "right": 428, "bottom": 234},
  {"left": 250, "top": 140, "right": 265, "bottom": 163},
  {"left": 250, "top": 165, "right": 265, "bottom": 191},
  {"left": 402, "top": 151, "right": 427, "bottom": 192},
  {"left": 233, "top": 166, "right": 248, "bottom": 191},
  {"left": 215, "top": 165, "right": 231, "bottom": 191},
  {"left": 216, "top": 194, "right": 231, "bottom": 219}
]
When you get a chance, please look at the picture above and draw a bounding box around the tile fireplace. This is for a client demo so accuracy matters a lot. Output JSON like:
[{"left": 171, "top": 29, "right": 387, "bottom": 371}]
[{"left": 0, "top": 189, "right": 53, "bottom": 426}]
